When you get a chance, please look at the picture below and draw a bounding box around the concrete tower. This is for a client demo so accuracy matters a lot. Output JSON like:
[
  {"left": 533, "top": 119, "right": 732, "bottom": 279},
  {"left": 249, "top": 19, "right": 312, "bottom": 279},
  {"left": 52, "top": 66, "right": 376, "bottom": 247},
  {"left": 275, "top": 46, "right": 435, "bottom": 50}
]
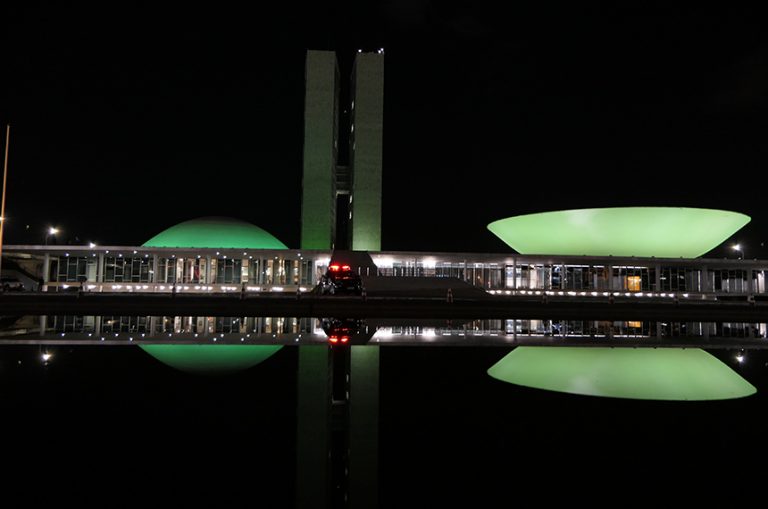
[
  {"left": 349, "top": 52, "right": 384, "bottom": 251},
  {"left": 300, "top": 50, "right": 383, "bottom": 251},
  {"left": 300, "top": 50, "right": 339, "bottom": 250}
]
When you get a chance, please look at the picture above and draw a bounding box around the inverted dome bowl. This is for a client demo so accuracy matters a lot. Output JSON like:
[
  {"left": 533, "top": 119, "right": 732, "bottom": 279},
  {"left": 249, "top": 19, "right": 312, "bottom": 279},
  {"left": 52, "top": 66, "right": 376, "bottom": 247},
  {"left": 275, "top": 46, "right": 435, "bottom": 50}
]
[
  {"left": 141, "top": 344, "right": 282, "bottom": 375},
  {"left": 487, "top": 347, "right": 755, "bottom": 401},
  {"left": 487, "top": 207, "right": 749, "bottom": 258}
]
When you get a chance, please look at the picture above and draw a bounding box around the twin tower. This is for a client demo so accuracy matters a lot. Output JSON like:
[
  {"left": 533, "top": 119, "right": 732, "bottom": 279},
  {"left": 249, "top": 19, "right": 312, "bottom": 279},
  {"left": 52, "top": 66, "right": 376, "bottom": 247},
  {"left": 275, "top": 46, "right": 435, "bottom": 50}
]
[{"left": 300, "top": 50, "right": 384, "bottom": 251}]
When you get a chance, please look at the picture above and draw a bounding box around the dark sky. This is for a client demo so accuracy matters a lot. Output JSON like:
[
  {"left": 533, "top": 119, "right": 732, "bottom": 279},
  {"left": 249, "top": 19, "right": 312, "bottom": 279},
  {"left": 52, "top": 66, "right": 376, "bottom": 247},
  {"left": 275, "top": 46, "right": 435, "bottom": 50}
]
[{"left": 1, "top": 4, "right": 767, "bottom": 256}]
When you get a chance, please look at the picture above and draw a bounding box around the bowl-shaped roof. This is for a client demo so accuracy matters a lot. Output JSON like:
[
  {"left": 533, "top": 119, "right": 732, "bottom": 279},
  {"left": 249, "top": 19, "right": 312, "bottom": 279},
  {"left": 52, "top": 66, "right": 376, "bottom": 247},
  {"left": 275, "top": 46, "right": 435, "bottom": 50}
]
[
  {"left": 487, "top": 207, "right": 749, "bottom": 257},
  {"left": 487, "top": 347, "right": 755, "bottom": 401},
  {"left": 141, "top": 344, "right": 282, "bottom": 375},
  {"left": 143, "top": 216, "right": 287, "bottom": 249}
]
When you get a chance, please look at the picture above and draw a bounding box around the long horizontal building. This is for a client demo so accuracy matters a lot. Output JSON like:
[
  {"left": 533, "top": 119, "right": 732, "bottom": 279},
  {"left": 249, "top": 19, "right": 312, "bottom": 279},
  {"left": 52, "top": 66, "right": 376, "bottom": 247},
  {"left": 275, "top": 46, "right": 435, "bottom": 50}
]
[{"left": 4, "top": 242, "right": 767, "bottom": 297}]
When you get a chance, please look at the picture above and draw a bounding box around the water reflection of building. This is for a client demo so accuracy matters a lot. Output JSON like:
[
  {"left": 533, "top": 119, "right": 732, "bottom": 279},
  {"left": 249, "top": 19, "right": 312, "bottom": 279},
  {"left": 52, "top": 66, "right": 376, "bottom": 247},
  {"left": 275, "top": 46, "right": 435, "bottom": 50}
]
[
  {"left": 370, "top": 319, "right": 766, "bottom": 341},
  {"left": 52, "top": 315, "right": 314, "bottom": 336},
  {"left": 41, "top": 315, "right": 766, "bottom": 343}
]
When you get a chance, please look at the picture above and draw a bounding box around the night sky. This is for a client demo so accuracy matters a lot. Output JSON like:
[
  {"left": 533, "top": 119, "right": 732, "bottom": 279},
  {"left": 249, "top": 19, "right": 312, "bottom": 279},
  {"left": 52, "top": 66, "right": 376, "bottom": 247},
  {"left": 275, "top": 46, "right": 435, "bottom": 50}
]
[{"left": 1, "top": 4, "right": 766, "bottom": 256}]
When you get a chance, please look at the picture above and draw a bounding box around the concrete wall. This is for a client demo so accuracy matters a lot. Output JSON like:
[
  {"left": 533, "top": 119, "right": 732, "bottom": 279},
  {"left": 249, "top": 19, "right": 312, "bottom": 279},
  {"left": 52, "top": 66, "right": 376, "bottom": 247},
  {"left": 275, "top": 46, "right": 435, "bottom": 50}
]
[
  {"left": 349, "top": 53, "right": 384, "bottom": 251},
  {"left": 301, "top": 50, "right": 339, "bottom": 250}
]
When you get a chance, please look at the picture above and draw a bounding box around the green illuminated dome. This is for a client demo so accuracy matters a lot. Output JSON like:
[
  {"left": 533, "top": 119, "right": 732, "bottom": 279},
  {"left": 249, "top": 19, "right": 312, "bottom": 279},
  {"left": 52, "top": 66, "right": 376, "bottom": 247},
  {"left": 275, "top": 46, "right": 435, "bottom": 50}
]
[
  {"left": 488, "top": 347, "right": 756, "bottom": 401},
  {"left": 142, "top": 344, "right": 282, "bottom": 375},
  {"left": 488, "top": 207, "right": 749, "bottom": 258},
  {"left": 143, "top": 216, "right": 288, "bottom": 249},
  {"left": 141, "top": 217, "right": 286, "bottom": 374}
]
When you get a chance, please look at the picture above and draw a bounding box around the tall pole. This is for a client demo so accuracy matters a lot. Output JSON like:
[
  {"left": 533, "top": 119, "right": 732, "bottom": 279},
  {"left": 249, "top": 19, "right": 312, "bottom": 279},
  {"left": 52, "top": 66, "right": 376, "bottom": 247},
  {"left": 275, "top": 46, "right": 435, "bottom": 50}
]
[{"left": 0, "top": 124, "right": 10, "bottom": 278}]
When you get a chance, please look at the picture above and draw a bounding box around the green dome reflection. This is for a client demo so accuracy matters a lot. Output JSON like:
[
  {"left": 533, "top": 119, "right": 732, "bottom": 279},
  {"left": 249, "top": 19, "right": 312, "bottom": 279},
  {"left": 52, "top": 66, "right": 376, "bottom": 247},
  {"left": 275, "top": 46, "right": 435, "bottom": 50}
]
[
  {"left": 141, "top": 344, "right": 282, "bottom": 375},
  {"left": 487, "top": 207, "right": 749, "bottom": 258},
  {"left": 140, "top": 216, "right": 286, "bottom": 375},
  {"left": 488, "top": 347, "right": 756, "bottom": 401}
]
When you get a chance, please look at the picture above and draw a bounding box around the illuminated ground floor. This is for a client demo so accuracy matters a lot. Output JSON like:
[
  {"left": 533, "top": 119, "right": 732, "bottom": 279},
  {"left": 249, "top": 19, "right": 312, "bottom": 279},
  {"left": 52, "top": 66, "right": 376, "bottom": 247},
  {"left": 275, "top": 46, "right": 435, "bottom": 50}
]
[{"left": 4, "top": 245, "right": 768, "bottom": 297}]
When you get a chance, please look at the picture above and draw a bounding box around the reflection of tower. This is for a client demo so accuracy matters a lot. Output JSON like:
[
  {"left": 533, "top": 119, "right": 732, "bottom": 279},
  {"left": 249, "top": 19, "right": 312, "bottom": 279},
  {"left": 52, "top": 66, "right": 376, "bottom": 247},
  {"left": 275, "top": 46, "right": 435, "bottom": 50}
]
[
  {"left": 300, "top": 50, "right": 384, "bottom": 251},
  {"left": 299, "top": 50, "right": 382, "bottom": 509}
]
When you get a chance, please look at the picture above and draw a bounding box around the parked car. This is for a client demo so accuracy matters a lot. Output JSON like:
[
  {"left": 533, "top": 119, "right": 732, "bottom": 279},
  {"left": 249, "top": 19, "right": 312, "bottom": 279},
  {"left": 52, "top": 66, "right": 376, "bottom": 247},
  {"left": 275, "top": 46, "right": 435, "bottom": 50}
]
[
  {"left": 1, "top": 276, "right": 24, "bottom": 291},
  {"left": 319, "top": 263, "right": 362, "bottom": 295}
]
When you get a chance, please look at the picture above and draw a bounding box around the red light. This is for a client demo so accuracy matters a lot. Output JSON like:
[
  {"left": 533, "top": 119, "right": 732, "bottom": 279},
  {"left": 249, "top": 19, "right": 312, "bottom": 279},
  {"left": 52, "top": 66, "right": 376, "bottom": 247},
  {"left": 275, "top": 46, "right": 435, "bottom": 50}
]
[
  {"left": 341, "top": 336, "right": 349, "bottom": 343},
  {"left": 341, "top": 265, "right": 351, "bottom": 271},
  {"left": 329, "top": 265, "right": 340, "bottom": 272},
  {"left": 329, "top": 335, "right": 338, "bottom": 343}
]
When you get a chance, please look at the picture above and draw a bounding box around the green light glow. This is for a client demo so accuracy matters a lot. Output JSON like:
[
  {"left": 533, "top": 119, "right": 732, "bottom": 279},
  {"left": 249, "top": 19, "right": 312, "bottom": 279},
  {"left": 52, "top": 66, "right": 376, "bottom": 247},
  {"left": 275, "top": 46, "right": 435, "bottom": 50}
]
[
  {"left": 488, "top": 347, "right": 755, "bottom": 400},
  {"left": 141, "top": 344, "right": 282, "bottom": 375},
  {"left": 141, "top": 217, "right": 286, "bottom": 374},
  {"left": 487, "top": 207, "right": 749, "bottom": 257},
  {"left": 143, "top": 216, "right": 288, "bottom": 249}
]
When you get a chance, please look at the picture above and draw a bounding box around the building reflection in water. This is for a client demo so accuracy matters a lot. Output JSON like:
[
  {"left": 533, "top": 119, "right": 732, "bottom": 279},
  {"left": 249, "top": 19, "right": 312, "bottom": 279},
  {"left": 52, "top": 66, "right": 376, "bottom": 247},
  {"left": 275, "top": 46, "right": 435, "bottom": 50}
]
[
  {"left": 1, "top": 314, "right": 766, "bottom": 507},
  {"left": 140, "top": 344, "right": 283, "bottom": 375},
  {"left": 0, "top": 315, "right": 765, "bottom": 346},
  {"left": 487, "top": 346, "right": 756, "bottom": 400}
]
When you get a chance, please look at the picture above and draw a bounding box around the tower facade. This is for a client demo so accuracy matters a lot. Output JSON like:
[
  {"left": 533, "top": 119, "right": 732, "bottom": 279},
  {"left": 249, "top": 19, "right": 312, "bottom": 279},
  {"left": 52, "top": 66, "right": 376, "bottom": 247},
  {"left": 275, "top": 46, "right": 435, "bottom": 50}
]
[
  {"left": 349, "top": 52, "right": 384, "bottom": 251},
  {"left": 300, "top": 50, "right": 383, "bottom": 251},
  {"left": 300, "top": 50, "right": 340, "bottom": 250}
]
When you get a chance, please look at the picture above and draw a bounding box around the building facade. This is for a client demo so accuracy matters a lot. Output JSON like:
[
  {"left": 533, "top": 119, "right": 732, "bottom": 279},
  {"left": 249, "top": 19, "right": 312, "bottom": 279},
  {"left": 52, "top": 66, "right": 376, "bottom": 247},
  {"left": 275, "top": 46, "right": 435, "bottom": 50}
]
[
  {"left": 5, "top": 244, "right": 767, "bottom": 297},
  {"left": 301, "top": 50, "right": 384, "bottom": 251}
]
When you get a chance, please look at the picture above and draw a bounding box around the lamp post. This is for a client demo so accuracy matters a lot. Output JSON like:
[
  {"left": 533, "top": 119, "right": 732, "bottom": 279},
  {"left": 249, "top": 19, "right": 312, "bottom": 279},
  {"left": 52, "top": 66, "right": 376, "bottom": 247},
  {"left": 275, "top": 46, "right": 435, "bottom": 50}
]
[
  {"left": 732, "top": 244, "right": 744, "bottom": 260},
  {"left": 45, "top": 227, "right": 59, "bottom": 246},
  {"left": 0, "top": 125, "right": 10, "bottom": 278}
]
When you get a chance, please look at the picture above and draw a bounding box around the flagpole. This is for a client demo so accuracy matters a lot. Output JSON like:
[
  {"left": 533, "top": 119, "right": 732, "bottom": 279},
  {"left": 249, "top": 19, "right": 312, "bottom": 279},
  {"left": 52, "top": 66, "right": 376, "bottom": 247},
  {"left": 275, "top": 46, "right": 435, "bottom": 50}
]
[{"left": 0, "top": 124, "right": 10, "bottom": 279}]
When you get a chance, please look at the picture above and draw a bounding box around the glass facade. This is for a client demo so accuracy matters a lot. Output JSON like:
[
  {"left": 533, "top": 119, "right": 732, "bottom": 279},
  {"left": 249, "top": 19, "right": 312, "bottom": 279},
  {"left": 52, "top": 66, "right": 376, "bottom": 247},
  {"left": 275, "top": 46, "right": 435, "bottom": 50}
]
[
  {"left": 659, "top": 267, "right": 699, "bottom": 292},
  {"left": 42, "top": 251, "right": 317, "bottom": 290},
  {"left": 709, "top": 269, "right": 749, "bottom": 293},
  {"left": 52, "top": 256, "right": 96, "bottom": 282},
  {"left": 104, "top": 256, "right": 151, "bottom": 283},
  {"left": 23, "top": 248, "right": 768, "bottom": 297}
]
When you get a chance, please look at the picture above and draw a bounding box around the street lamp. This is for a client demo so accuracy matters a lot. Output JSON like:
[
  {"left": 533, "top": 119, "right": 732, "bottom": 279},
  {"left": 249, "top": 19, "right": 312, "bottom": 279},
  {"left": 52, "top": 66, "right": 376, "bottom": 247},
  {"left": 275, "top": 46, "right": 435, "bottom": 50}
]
[
  {"left": 45, "top": 226, "right": 59, "bottom": 246},
  {"left": 0, "top": 125, "right": 10, "bottom": 278},
  {"left": 732, "top": 244, "right": 744, "bottom": 260}
]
